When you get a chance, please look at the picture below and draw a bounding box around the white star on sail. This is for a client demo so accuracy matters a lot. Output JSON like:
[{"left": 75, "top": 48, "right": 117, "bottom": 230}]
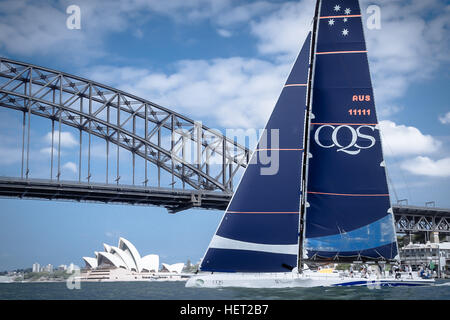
[
  {"left": 328, "top": 19, "right": 335, "bottom": 26},
  {"left": 342, "top": 29, "right": 349, "bottom": 36},
  {"left": 334, "top": 5, "right": 341, "bottom": 12},
  {"left": 343, "top": 17, "right": 348, "bottom": 22},
  {"left": 345, "top": 8, "right": 351, "bottom": 15}
]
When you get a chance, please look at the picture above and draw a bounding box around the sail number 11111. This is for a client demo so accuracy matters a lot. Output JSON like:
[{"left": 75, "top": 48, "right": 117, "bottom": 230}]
[{"left": 349, "top": 109, "right": 371, "bottom": 116}]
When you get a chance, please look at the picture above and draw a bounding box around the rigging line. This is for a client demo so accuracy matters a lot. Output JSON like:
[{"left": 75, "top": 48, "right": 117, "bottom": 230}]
[
  {"left": 307, "top": 191, "right": 389, "bottom": 197},
  {"left": 379, "top": 127, "right": 413, "bottom": 204},
  {"left": 377, "top": 121, "right": 399, "bottom": 204},
  {"left": 227, "top": 211, "right": 299, "bottom": 214},
  {"left": 385, "top": 165, "right": 399, "bottom": 204}
]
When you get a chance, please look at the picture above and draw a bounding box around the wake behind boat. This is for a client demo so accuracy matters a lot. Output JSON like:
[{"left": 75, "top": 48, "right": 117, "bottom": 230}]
[{"left": 186, "top": 0, "right": 434, "bottom": 289}]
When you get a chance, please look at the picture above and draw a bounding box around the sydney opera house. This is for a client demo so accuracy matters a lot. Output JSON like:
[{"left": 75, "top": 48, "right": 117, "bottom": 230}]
[{"left": 81, "top": 237, "right": 186, "bottom": 281}]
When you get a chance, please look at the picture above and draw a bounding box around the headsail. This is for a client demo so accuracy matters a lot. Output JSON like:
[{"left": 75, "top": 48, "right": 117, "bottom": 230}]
[
  {"left": 303, "top": 0, "right": 398, "bottom": 262},
  {"left": 200, "top": 33, "right": 312, "bottom": 272}
]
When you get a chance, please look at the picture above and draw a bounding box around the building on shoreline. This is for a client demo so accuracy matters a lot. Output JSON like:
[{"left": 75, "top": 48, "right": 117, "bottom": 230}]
[
  {"left": 399, "top": 241, "right": 450, "bottom": 277},
  {"left": 42, "top": 264, "right": 53, "bottom": 273},
  {"left": 81, "top": 237, "right": 186, "bottom": 281},
  {"left": 58, "top": 265, "right": 67, "bottom": 271},
  {"left": 32, "top": 263, "right": 40, "bottom": 273}
]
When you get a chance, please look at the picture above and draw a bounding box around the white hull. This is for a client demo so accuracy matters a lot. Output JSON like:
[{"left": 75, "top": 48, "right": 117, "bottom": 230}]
[{"left": 185, "top": 271, "right": 435, "bottom": 288}]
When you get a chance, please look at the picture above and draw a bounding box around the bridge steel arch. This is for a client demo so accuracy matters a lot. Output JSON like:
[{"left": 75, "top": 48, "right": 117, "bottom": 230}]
[{"left": 0, "top": 57, "right": 249, "bottom": 212}]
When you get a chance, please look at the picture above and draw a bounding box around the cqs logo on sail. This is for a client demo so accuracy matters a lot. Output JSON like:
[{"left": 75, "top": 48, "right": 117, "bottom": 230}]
[{"left": 314, "top": 125, "right": 376, "bottom": 155}]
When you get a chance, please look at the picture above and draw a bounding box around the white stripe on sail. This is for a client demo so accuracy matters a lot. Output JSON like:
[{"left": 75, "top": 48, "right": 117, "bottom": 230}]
[{"left": 209, "top": 235, "right": 298, "bottom": 255}]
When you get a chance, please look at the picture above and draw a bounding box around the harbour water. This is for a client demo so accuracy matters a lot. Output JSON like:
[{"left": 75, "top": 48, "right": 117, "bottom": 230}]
[{"left": 1, "top": 280, "right": 449, "bottom": 300}]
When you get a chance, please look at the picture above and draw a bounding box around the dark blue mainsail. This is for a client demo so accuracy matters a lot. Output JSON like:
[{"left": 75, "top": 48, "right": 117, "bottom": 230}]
[
  {"left": 200, "top": 33, "right": 312, "bottom": 272},
  {"left": 304, "top": 0, "right": 398, "bottom": 261}
]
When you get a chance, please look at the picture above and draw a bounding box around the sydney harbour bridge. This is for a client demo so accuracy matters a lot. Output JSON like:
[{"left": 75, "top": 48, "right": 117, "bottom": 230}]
[{"left": 0, "top": 57, "right": 449, "bottom": 234}]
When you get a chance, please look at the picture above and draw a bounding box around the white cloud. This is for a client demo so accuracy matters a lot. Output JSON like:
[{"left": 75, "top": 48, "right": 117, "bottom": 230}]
[
  {"left": 0, "top": 1, "right": 103, "bottom": 61},
  {"left": 439, "top": 112, "right": 450, "bottom": 124},
  {"left": 44, "top": 132, "right": 78, "bottom": 148},
  {"left": 379, "top": 120, "right": 441, "bottom": 157},
  {"left": 250, "top": 0, "right": 314, "bottom": 58},
  {"left": 86, "top": 57, "right": 289, "bottom": 129},
  {"left": 0, "top": 0, "right": 230, "bottom": 60},
  {"left": 215, "top": 1, "right": 276, "bottom": 27},
  {"left": 361, "top": 0, "right": 450, "bottom": 114},
  {"left": 140, "top": 0, "right": 231, "bottom": 21},
  {"left": 0, "top": 0, "right": 279, "bottom": 61},
  {"left": 216, "top": 29, "right": 232, "bottom": 38},
  {"left": 62, "top": 161, "right": 77, "bottom": 174},
  {"left": 377, "top": 104, "right": 404, "bottom": 118},
  {"left": 39, "top": 147, "right": 59, "bottom": 156},
  {"left": 400, "top": 156, "right": 450, "bottom": 177},
  {"left": 84, "top": 144, "right": 107, "bottom": 160}
]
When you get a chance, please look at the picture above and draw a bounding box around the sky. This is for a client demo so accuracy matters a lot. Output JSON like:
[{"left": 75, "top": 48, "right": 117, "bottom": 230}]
[{"left": 0, "top": 0, "right": 449, "bottom": 270}]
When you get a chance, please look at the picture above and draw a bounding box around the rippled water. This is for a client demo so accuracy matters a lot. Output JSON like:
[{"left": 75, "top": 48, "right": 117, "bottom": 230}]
[{"left": 1, "top": 280, "right": 449, "bottom": 300}]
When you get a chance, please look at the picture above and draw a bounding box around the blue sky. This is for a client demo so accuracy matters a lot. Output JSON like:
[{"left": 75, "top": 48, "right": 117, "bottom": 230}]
[{"left": 0, "top": 0, "right": 449, "bottom": 270}]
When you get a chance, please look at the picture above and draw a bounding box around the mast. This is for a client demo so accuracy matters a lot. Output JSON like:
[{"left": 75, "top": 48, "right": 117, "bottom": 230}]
[{"left": 298, "top": 0, "right": 321, "bottom": 273}]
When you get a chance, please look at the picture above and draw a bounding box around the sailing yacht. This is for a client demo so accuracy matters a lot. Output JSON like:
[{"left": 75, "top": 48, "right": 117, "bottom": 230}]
[{"left": 186, "top": 0, "right": 435, "bottom": 288}]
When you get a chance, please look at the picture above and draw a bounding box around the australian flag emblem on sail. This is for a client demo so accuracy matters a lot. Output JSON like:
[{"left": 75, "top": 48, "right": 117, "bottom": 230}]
[{"left": 317, "top": 0, "right": 366, "bottom": 53}]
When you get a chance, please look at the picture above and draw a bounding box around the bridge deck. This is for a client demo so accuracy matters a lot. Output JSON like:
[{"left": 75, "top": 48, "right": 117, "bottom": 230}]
[
  {"left": 392, "top": 204, "right": 450, "bottom": 217},
  {"left": 0, "top": 177, "right": 231, "bottom": 213}
]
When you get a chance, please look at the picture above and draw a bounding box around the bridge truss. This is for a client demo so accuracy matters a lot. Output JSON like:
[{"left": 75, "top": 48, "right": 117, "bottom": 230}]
[
  {"left": 393, "top": 205, "right": 450, "bottom": 234},
  {"left": 0, "top": 57, "right": 249, "bottom": 212}
]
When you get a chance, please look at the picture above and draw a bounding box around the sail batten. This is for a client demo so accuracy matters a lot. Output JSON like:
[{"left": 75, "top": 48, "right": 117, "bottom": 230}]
[
  {"left": 307, "top": 191, "right": 390, "bottom": 197},
  {"left": 316, "top": 50, "right": 367, "bottom": 55}
]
